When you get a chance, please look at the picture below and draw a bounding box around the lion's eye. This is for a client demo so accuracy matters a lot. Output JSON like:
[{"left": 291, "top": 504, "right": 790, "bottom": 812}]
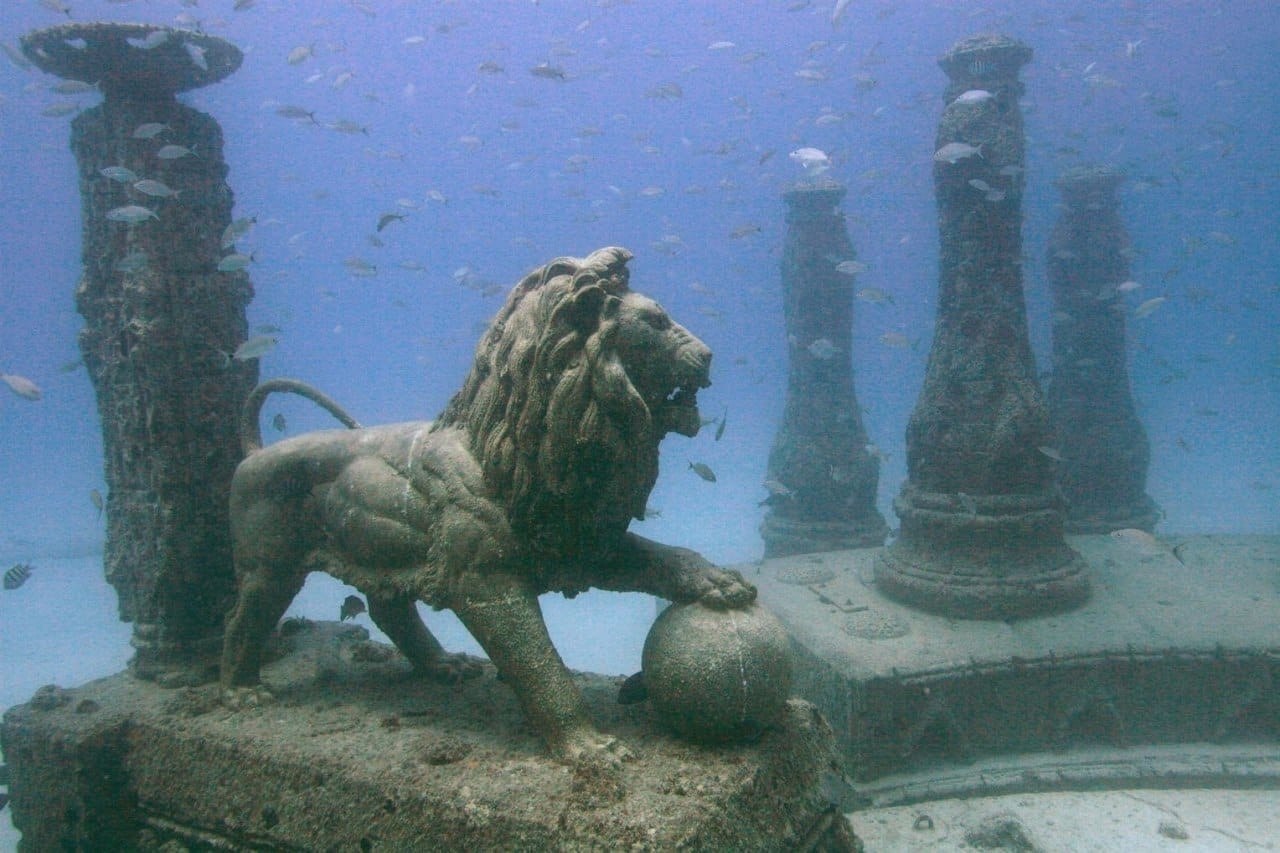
[{"left": 643, "top": 310, "right": 671, "bottom": 331}]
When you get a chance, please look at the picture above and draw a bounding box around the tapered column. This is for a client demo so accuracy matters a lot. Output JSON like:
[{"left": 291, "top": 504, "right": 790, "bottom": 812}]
[
  {"left": 22, "top": 24, "right": 257, "bottom": 678},
  {"left": 1047, "top": 165, "right": 1159, "bottom": 533},
  {"left": 761, "top": 181, "right": 887, "bottom": 558},
  {"left": 874, "top": 34, "right": 1090, "bottom": 619}
]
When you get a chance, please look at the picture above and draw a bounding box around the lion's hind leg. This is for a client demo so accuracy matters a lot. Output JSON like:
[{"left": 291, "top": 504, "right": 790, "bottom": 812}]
[
  {"left": 220, "top": 567, "right": 307, "bottom": 690},
  {"left": 366, "top": 593, "right": 482, "bottom": 683}
]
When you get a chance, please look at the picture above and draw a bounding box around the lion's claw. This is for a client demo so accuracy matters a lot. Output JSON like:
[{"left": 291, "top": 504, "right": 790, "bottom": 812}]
[{"left": 691, "top": 566, "right": 757, "bottom": 610}]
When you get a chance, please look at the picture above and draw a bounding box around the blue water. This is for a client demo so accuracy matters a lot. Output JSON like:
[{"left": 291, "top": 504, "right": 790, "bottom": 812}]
[{"left": 0, "top": 0, "right": 1277, "bottom": 766}]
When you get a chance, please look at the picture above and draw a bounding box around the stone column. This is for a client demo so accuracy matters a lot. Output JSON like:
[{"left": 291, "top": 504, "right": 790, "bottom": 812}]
[
  {"left": 22, "top": 24, "right": 257, "bottom": 679},
  {"left": 761, "top": 180, "right": 887, "bottom": 558},
  {"left": 1047, "top": 165, "right": 1159, "bottom": 533},
  {"left": 874, "top": 34, "right": 1090, "bottom": 619}
]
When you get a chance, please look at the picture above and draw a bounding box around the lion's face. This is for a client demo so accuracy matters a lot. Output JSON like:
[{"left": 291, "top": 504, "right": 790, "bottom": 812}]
[{"left": 607, "top": 292, "right": 711, "bottom": 439}]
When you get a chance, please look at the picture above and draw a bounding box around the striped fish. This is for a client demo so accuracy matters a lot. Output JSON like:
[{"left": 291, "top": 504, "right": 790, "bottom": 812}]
[{"left": 4, "top": 563, "right": 33, "bottom": 590}]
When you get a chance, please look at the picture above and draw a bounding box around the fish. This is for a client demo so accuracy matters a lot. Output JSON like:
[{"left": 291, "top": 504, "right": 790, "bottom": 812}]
[
  {"left": 41, "top": 102, "right": 79, "bottom": 118},
  {"left": 343, "top": 257, "right": 378, "bottom": 277},
  {"left": 51, "top": 80, "right": 96, "bottom": 95},
  {"left": 1110, "top": 528, "right": 1162, "bottom": 552},
  {"left": 831, "top": 0, "right": 852, "bottom": 26},
  {"left": 217, "top": 252, "right": 255, "bottom": 273},
  {"left": 951, "top": 89, "right": 994, "bottom": 106},
  {"left": 1, "top": 373, "right": 41, "bottom": 400},
  {"left": 729, "top": 224, "right": 761, "bottom": 239},
  {"left": 232, "top": 335, "right": 278, "bottom": 361},
  {"left": 708, "top": 41, "right": 736, "bottom": 51},
  {"left": 688, "top": 461, "right": 717, "bottom": 483},
  {"left": 272, "top": 412, "right": 287, "bottom": 432},
  {"left": 132, "top": 179, "right": 179, "bottom": 198},
  {"left": 1134, "top": 296, "right": 1167, "bottom": 318},
  {"left": 287, "top": 44, "right": 314, "bottom": 65},
  {"left": 759, "top": 479, "right": 795, "bottom": 506},
  {"left": 57, "top": 358, "right": 84, "bottom": 373},
  {"left": 221, "top": 216, "right": 257, "bottom": 248},
  {"left": 184, "top": 42, "right": 208, "bottom": 71},
  {"left": 339, "top": 594, "right": 366, "bottom": 621},
  {"left": 856, "top": 287, "right": 893, "bottom": 305},
  {"left": 274, "top": 105, "right": 316, "bottom": 122},
  {"left": 106, "top": 205, "right": 158, "bottom": 224},
  {"left": 714, "top": 407, "right": 727, "bottom": 441},
  {"left": 90, "top": 489, "right": 104, "bottom": 518},
  {"left": 131, "top": 122, "right": 169, "bottom": 139},
  {"left": 807, "top": 338, "right": 840, "bottom": 360},
  {"left": 1116, "top": 280, "right": 1142, "bottom": 293},
  {"left": 376, "top": 212, "right": 407, "bottom": 232},
  {"left": 529, "top": 62, "right": 567, "bottom": 80},
  {"left": 99, "top": 166, "right": 138, "bottom": 183},
  {"left": 878, "top": 331, "right": 911, "bottom": 349},
  {"left": 4, "top": 563, "right": 33, "bottom": 591},
  {"left": 114, "top": 249, "right": 149, "bottom": 273},
  {"left": 156, "top": 144, "right": 197, "bottom": 160},
  {"left": 1037, "top": 446, "right": 1064, "bottom": 462},
  {"left": 934, "top": 142, "right": 984, "bottom": 164},
  {"left": 835, "top": 260, "right": 869, "bottom": 275},
  {"left": 327, "top": 120, "right": 368, "bottom": 135},
  {"left": 789, "top": 147, "right": 831, "bottom": 176},
  {"left": 128, "top": 30, "right": 170, "bottom": 50}
]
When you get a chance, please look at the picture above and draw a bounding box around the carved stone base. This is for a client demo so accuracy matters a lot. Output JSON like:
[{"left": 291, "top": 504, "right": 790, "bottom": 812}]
[
  {"left": 2, "top": 623, "right": 859, "bottom": 851},
  {"left": 875, "top": 487, "right": 1091, "bottom": 619},
  {"left": 761, "top": 513, "right": 889, "bottom": 559},
  {"left": 758, "top": 534, "right": 1280, "bottom": 782}
]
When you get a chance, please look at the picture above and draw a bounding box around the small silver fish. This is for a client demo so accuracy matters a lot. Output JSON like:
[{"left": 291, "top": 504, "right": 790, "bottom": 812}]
[
  {"left": 90, "top": 489, "right": 104, "bottom": 518},
  {"left": 951, "top": 89, "right": 994, "bottom": 106},
  {"left": 529, "top": 62, "right": 567, "bottom": 80},
  {"left": 688, "top": 461, "right": 717, "bottom": 482},
  {"left": 343, "top": 257, "right": 378, "bottom": 277},
  {"left": 856, "top": 287, "right": 893, "bottom": 305},
  {"left": 156, "top": 144, "right": 197, "bottom": 160},
  {"left": 272, "top": 412, "right": 287, "bottom": 432},
  {"left": 1037, "top": 446, "right": 1064, "bottom": 462},
  {"left": 287, "top": 44, "right": 314, "bottom": 65},
  {"left": 1134, "top": 296, "right": 1167, "bottom": 319},
  {"left": 184, "top": 42, "right": 208, "bottom": 71},
  {"left": 114, "top": 249, "right": 149, "bottom": 273},
  {"left": 127, "top": 30, "right": 170, "bottom": 50},
  {"left": 232, "top": 335, "right": 278, "bottom": 361},
  {"left": 376, "top": 212, "right": 407, "bottom": 232},
  {"left": 221, "top": 216, "right": 257, "bottom": 248},
  {"left": 4, "top": 563, "right": 33, "bottom": 591},
  {"left": 274, "top": 104, "right": 316, "bottom": 122},
  {"left": 132, "top": 178, "right": 179, "bottom": 198},
  {"left": 106, "top": 205, "right": 158, "bottom": 224},
  {"left": 131, "top": 122, "right": 169, "bottom": 139},
  {"left": 1, "top": 373, "right": 42, "bottom": 400},
  {"left": 835, "top": 260, "right": 869, "bottom": 276},
  {"left": 217, "top": 252, "right": 256, "bottom": 273},
  {"left": 934, "top": 142, "right": 983, "bottom": 164},
  {"left": 807, "top": 337, "right": 840, "bottom": 360},
  {"left": 51, "top": 80, "right": 96, "bottom": 95},
  {"left": 100, "top": 166, "right": 138, "bottom": 183},
  {"left": 41, "top": 102, "right": 79, "bottom": 118}
]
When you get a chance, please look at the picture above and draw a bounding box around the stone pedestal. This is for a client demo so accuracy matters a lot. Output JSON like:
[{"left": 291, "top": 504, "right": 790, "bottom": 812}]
[
  {"left": 761, "top": 181, "right": 887, "bottom": 558},
  {"left": 21, "top": 24, "right": 257, "bottom": 677},
  {"left": 1047, "top": 165, "right": 1159, "bottom": 533},
  {"left": 874, "top": 34, "right": 1089, "bottom": 619},
  {"left": 2, "top": 623, "right": 861, "bottom": 851}
]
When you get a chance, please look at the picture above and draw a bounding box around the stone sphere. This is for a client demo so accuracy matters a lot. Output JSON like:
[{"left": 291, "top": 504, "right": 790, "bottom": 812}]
[{"left": 642, "top": 602, "right": 793, "bottom": 744}]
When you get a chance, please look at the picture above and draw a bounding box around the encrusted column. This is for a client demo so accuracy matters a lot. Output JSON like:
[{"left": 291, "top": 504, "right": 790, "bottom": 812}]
[
  {"left": 1047, "top": 165, "right": 1159, "bottom": 533},
  {"left": 761, "top": 180, "right": 887, "bottom": 558},
  {"left": 22, "top": 24, "right": 257, "bottom": 678},
  {"left": 874, "top": 34, "right": 1090, "bottom": 619}
]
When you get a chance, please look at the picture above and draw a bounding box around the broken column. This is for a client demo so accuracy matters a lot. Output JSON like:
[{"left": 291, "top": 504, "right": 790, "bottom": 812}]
[
  {"left": 22, "top": 24, "right": 257, "bottom": 678},
  {"left": 1047, "top": 165, "right": 1160, "bottom": 533},
  {"left": 761, "top": 180, "right": 887, "bottom": 558},
  {"left": 874, "top": 34, "right": 1090, "bottom": 619}
]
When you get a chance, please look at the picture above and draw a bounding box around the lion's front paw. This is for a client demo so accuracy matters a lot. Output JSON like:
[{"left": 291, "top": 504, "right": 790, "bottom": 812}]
[
  {"left": 220, "top": 685, "right": 274, "bottom": 711},
  {"left": 688, "top": 565, "right": 758, "bottom": 610}
]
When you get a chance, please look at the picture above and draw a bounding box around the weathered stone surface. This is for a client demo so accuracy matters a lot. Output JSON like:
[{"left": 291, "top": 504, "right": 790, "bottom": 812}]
[
  {"left": 2, "top": 623, "right": 858, "bottom": 851},
  {"left": 762, "top": 181, "right": 887, "bottom": 558},
  {"left": 643, "top": 602, "right": 793, "bottom": 743},
  {"left": 875, "top": 34, "right": 1089, "bottom": 619},
  {"left": 1047, "top": 165, "right": 1159, "bottom": 534},
  {"left": 759, "top": 534, "right": 1280, "bottom": 782}
]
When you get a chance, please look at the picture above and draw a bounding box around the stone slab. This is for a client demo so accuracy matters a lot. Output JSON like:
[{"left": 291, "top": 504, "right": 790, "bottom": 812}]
[
  {"left": 2, "top": 623, "right": 854, "bottom": 851},
  {"left": 754, "top": 534, "right": 1280, "bottom": 781}
]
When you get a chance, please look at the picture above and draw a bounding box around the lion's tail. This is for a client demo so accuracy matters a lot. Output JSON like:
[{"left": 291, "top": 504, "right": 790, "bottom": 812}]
[{"left": 240, "top": 378, "right": 362, "bottom": 455}]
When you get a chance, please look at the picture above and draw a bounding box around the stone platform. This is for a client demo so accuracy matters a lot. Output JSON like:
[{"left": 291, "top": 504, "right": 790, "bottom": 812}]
[
  {"left": 754, "top": 534, "right": 1280, "bottom": 783},
  {"left": 2, "top": 623, "right": 856, "bottom": 851}
]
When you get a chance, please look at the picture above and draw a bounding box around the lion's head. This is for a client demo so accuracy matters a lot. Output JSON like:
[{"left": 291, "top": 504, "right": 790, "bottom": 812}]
[{"left": 434, "top": 247, "right": 711, "bottom": 556}]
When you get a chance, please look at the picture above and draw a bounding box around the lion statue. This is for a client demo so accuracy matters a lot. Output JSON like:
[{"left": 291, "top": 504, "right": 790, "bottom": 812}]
[{"left": 220, "top": 246, "right": 756, "bottom": 763}]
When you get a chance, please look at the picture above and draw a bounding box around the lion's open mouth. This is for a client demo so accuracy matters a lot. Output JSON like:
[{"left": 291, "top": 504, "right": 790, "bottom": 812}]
[{"left": 660, "top": 382, "right": 705, "bottom": 437}]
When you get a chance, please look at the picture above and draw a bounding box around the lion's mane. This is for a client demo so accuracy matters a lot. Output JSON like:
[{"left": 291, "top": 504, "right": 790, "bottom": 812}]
[{"left": 433, "top": 247, "right": 660, "bottom": 557}]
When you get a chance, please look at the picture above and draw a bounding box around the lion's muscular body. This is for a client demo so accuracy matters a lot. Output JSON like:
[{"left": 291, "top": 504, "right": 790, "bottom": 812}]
[{"left": 219, "top": 247, "right": 755, "bottom": 763}]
